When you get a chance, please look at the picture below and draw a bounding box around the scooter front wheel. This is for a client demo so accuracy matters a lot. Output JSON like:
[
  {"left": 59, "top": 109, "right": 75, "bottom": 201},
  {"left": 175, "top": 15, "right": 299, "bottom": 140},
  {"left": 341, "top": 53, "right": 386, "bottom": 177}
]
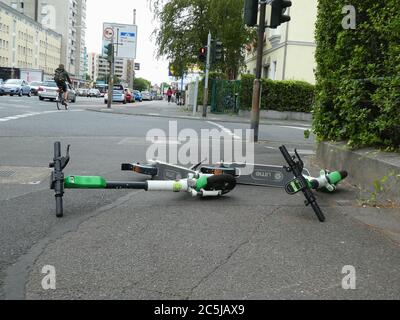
[{"left": 206, "top": 174, "right": 237, "bottom": 195}]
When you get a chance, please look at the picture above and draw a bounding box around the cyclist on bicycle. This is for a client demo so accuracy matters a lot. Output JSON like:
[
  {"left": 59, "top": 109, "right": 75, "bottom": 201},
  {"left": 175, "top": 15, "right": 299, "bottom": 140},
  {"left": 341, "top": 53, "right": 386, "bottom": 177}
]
[{"left": 54, "top": 64, "right": 72, "bottom": 106}]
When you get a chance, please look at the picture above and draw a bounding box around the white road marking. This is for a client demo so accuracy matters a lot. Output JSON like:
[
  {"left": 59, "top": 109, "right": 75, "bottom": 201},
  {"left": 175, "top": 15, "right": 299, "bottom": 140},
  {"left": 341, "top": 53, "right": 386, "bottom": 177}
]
[
  {"left": 207, "top": 121, "right": 242, "bottom": 140},
  {"left": 0, "top": 110, "right": 82, "bottom": 122}
]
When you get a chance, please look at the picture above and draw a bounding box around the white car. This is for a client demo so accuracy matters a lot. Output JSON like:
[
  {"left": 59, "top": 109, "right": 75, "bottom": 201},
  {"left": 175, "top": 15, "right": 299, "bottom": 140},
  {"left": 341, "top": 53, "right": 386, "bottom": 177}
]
[
  {"left": 38, "top": 80, "right": 76, "bottom": 102},
  {"left": 29, "top": 81, "right": 43, "bottom": 96},
  {"left": 87, "top": 89, "right": 101, "bottom": 97},
  {"left": 104, "top": 84, "right": 127, "bottom": 104}
]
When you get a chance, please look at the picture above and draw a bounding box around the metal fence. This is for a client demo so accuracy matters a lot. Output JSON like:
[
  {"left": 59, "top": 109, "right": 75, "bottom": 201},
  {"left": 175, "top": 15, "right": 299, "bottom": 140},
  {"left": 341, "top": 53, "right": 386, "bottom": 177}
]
[{"left": 211, "top": 79, "right": 241, "bottom": 114}]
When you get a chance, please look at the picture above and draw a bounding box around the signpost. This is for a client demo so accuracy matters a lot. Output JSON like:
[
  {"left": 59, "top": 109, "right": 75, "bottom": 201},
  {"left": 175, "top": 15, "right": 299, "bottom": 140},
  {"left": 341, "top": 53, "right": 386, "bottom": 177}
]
[
  {"left": 102, "top": 23, "right": 138, "bottom": 108},
  {"left": 102, "top": 23, "right": 138, "bottom": 59}
]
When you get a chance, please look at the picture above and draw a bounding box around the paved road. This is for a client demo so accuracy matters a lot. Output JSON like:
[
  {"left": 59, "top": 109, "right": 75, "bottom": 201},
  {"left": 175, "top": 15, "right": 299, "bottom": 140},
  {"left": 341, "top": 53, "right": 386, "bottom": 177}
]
[{"left": 0, "top": 95, "right": 399, "bottom": 300}]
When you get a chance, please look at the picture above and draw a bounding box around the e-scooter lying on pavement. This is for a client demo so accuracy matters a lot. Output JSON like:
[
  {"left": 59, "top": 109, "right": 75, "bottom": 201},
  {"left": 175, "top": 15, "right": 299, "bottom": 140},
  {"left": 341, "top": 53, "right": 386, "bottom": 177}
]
[
  {"left": 125, "top": 148, "right": 347, "bottom": 223},
  {"left": 49, "top": 142, "right": 237, "bottom": 218}
]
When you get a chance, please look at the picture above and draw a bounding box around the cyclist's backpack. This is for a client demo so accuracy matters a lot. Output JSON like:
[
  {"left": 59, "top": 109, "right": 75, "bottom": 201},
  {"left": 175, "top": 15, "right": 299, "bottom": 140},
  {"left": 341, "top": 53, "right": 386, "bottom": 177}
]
[{"left": 54, "top": 69, "right": 66, "bottom": 83}]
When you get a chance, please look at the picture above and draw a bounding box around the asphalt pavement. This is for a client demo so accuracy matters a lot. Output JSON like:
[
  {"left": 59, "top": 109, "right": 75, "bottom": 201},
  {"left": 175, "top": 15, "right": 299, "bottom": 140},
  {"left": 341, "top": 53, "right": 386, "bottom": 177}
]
[{"left": 0, "top": 95, "right": 399, "bottom": 300}]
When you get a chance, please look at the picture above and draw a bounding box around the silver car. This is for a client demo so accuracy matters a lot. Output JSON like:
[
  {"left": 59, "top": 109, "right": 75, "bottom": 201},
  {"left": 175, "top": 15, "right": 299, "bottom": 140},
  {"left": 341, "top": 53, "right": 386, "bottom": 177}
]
[
  {"left": 38, "top": 80, "right": 76, "bottom": 103},
  {"left": 141, "top": 91, "right": 151, "bottom": 101},
  {"left": 0, "top": 79, "right": 32, "bottom": 97}
]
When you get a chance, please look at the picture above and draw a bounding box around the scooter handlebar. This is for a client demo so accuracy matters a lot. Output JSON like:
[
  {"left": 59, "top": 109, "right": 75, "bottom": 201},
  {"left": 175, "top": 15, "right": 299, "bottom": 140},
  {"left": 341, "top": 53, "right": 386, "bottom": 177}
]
[{"left": 50, "top": 142, "right": 70, "bottom": 218}]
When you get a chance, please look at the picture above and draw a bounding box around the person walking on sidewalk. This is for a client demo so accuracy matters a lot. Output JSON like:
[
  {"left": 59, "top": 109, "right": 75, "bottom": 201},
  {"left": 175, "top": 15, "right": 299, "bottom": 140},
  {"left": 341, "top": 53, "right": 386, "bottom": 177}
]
[{"left": 167, "top": 87, "right": 173, "bottom": 104}]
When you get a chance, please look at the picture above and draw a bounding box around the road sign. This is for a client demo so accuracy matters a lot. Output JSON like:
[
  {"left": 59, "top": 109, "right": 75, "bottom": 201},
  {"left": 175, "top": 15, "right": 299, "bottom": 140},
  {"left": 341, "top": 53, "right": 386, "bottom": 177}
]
[
  {"left": 102, "top": 23, "right": 137, "bottom": 59},
  {"left": 134, "top": 63, "right": 140, "bottom": 71},
  {"left": 103, "top": 27, "right": 114, "bottom": 40}
]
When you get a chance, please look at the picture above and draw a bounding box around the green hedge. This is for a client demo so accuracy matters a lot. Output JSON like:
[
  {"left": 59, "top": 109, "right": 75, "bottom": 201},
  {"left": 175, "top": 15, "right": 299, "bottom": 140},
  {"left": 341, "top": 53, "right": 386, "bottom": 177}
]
[
  {"left": 314, "top": 0, "right": 400, "bottom": 150},
  {"left": 239, "top": 74, "right": 315, "bottom": 113}
]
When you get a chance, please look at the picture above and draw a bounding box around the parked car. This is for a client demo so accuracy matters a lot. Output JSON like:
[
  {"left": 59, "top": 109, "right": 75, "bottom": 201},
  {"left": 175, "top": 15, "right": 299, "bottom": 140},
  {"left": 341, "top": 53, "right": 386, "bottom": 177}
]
[
  {"left": 141, "top": 91, "right": 152, "bottom": 101},
  {"left": 104, "top": 84, "right": 126, "bottom": 104},
  {"left": 133, "top": 90, "right": 142, "bottom": 102},
  {"left": 38, "top": 80, "right": 76, "bottom": 103},
  {"left": 124, "top": 88, "right": 135, "bottom": 103},
  {"left": 150, "top": 92, "right": 158, "bottom": 100},
  {"left": 76, "top": 88, "right": 88, "bottom": 97},
  {"left": 87, "top": 89, "right": 101, "bottom": 98},
  {"left": 0, "top": 79, "right": 32, "bottom": 97},
  {"left": 29, "top": 81, "right": 43, "bottom": 96}
]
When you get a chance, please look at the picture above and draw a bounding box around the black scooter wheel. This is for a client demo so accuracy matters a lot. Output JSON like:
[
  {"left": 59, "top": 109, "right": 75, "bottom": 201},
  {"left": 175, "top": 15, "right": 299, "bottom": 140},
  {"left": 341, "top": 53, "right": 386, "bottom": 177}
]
[{"left": 206, "top": 174, "right": 237, "bottom": 195}]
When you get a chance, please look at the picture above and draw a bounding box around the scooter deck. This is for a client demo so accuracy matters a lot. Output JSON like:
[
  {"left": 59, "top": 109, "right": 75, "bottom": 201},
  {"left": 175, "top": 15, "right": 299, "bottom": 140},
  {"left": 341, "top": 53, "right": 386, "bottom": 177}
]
[
  {"left": 201, "top": 163, "right": 310, "bottom": 188},
  {"left": 123, "top": 161, "right": 310, "bottom": 188}
]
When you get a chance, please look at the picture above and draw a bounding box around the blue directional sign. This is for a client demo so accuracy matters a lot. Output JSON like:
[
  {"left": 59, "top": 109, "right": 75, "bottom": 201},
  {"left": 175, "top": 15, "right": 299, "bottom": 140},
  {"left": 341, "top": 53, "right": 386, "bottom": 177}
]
[{"left": 120, "top": 32, "right": 136, "bottom": 37}]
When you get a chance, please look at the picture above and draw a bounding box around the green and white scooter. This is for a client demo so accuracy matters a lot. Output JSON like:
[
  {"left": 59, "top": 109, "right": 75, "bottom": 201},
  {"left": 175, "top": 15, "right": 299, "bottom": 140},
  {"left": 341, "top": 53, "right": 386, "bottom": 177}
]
[{"left": 50, "top": 142, "right": 236, "bottom": 218}]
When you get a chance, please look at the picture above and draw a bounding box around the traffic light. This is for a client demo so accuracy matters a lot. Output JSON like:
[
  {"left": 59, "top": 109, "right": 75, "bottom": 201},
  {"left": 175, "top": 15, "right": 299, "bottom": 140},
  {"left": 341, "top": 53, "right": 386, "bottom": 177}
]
[
  {"left": 198, "top": 47, "right": 207, "bottom": 62},
  {"left": 211, "top": 41, "right": 224, "bottom": 63},
  {"left": 244, "top": 0, "right": 258, "bottom": 27},
  {"left": 104, "top": 43, "right": 114, "bottom": 62},
  {"left": 270, "top": 0, "right": 292, "bottom": 29}
]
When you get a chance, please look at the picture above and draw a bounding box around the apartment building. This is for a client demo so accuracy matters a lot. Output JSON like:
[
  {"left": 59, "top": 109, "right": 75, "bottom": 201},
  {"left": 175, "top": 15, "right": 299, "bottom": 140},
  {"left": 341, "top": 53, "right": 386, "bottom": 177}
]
[
  {"left": 244, "top": 0, "right": 317, "bottom": 84},
  {"left": 0, "top": 1, "right": 61, "bottom": 77},
  {"left": 90, "top": 52, "right": 131, "bottom": 85},
  {"left": 88, "top": 52, "right": 98, "bottom": 82},
  {"left": 1, "top": 0, "right": 39, "bottom": 20},
  {"left": 2, "top": 0, "right": 88, "bottom": 82},
  {"left": 39, "top": 0, "right": 87, "bottom": 81}
]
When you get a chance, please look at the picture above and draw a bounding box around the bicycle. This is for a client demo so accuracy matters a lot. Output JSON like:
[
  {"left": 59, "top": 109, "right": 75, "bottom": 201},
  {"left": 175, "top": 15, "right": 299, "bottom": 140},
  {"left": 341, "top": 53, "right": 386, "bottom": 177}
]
[{"left": 56, "top": 88, "right": 69, "bottom": 110}]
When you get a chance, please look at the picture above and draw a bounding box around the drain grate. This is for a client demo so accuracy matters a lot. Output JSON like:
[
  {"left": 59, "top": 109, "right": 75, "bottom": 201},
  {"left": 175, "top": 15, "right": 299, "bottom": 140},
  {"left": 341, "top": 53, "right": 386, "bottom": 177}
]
[{"left": 0, "top": 170, "right": 16, "bottom": 178}]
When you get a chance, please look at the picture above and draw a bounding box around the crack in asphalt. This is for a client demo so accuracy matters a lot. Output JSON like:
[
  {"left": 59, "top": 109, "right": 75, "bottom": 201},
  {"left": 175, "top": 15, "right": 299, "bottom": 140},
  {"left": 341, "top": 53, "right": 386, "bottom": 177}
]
[
  {"left": 185, "top": 239, "right": 251, "bottom": 300},
  {"left": 185, "top": 207, "right": 281, "bottom": 300}
]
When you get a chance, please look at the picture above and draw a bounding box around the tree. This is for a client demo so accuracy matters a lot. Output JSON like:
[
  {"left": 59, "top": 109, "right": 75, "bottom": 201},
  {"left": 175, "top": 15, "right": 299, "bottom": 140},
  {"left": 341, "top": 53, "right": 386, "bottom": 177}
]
[
  {"left": 133, "top": 77, "right": 151, "bottom": 91},
  {"left": 151, "top": 0, "right": 255, "bottom": 80}
]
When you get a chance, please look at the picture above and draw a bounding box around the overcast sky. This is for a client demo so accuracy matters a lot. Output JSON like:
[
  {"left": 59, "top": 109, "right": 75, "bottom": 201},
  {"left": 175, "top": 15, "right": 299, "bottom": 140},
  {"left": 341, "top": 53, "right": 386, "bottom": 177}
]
[{"left": 85, "top": 0, "right": 170, "bottom": 85}]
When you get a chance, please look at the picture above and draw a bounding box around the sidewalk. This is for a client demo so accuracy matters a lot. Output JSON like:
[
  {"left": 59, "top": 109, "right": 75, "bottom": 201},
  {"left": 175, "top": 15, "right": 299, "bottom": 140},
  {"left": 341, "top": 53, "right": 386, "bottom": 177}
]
[{"left": 85, "top": 100, "right": 313, "bottom": 128}]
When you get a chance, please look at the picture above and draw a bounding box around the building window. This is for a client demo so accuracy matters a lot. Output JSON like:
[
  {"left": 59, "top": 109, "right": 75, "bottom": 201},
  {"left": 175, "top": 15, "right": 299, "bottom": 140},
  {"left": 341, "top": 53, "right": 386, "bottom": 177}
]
[
  {"left": 269, "top": 61, "right": 277, "bottom": 80},
  {"left": 263, "top": 65, "right": 269, "bottom": 78}
]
